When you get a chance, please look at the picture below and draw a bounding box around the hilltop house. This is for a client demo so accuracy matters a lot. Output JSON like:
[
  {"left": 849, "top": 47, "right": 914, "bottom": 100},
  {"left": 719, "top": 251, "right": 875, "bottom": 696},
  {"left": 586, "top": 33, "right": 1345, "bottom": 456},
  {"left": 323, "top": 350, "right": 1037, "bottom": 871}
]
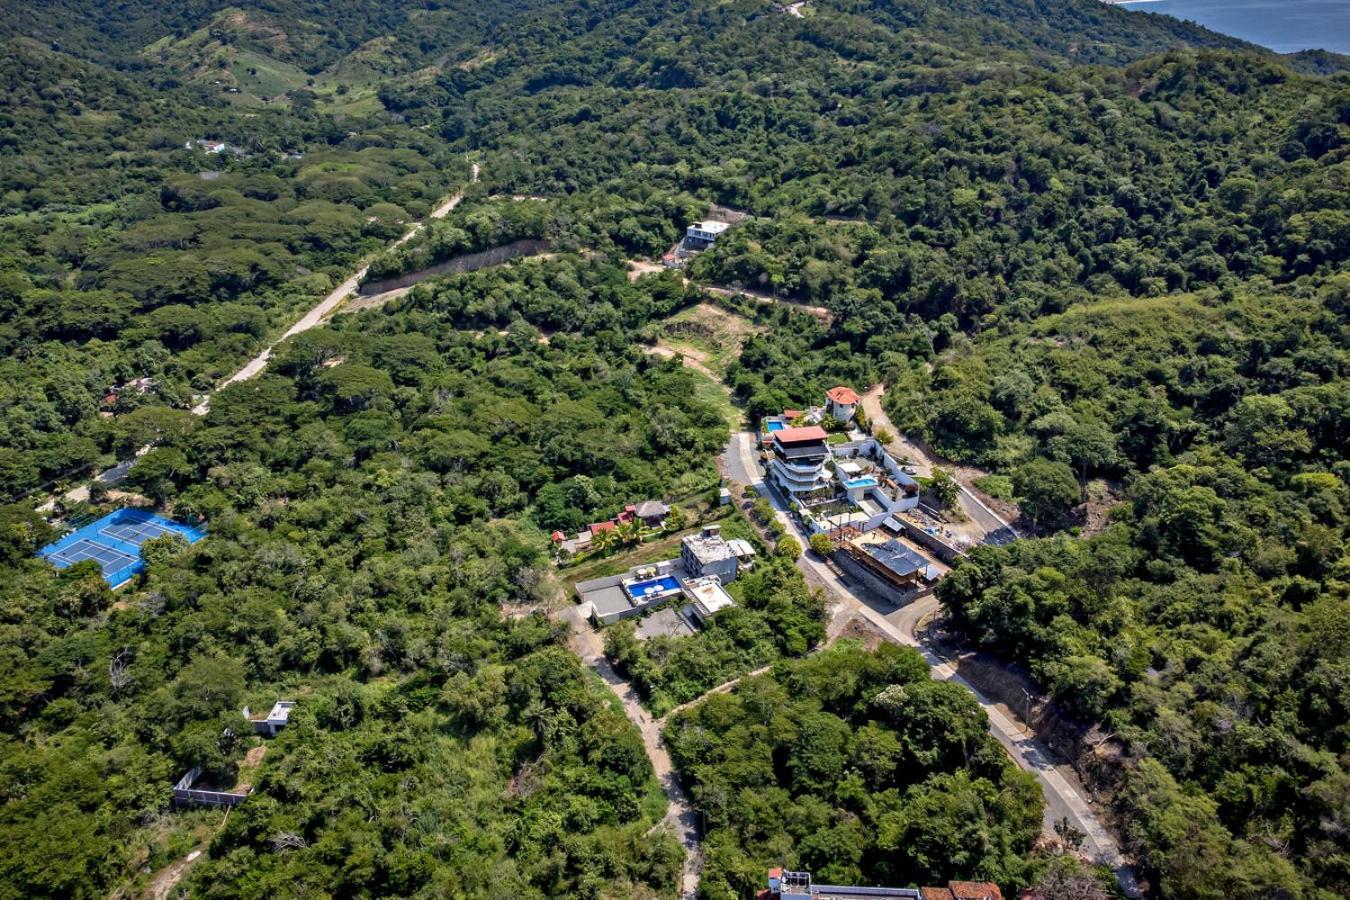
[
  {"left": 242, "top": 700, "right": 295, "bottom": 737},
  {"left": 825, "top": 385, "right": 860, "bottom": 422},
  {"left": 686, "top": 220, "right": 729, "bottom": 245}
]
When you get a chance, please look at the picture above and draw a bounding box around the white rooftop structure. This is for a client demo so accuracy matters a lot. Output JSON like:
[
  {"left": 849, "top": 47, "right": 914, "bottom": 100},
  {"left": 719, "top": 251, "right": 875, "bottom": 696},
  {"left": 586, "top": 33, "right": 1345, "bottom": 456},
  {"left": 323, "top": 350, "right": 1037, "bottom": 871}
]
[
  {"left": 683, "top": 576, "right": 737, "bottom": 623},
  {"left": 244, "top": 700, "right": 295, "bottom": 736},
  {"left": 687, "top": 220, "right": 730, "bottom": 243},
  {"left": 726, "top": 538, "right": 757, "bottom": 560}
]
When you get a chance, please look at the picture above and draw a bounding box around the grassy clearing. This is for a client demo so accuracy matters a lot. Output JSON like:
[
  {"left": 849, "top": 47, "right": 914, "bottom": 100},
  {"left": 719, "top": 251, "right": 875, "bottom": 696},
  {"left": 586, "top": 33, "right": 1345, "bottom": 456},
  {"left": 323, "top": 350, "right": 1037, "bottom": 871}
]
[{"left": 658, "top": 302, "right": 762, "bottom": 375}]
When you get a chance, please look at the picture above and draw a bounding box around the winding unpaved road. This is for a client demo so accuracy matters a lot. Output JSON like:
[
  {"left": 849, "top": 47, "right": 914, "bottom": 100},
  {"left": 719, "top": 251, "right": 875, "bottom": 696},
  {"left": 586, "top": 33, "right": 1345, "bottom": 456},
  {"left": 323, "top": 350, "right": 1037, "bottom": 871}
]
[
  {"left": 193, "top": 162, "right": 480, "bottom": 415},
  {"left": 626, "top": 261, "right": 833, "bottom": 323},
  {"left": 562, "top": 605, "right": 702, "bottom": 899},
  {"left": 721, "top": 431, "right": 1141, "bottom": 898},
  {"left": 42, "top": 164, "right": 480, "bottom": 508}
]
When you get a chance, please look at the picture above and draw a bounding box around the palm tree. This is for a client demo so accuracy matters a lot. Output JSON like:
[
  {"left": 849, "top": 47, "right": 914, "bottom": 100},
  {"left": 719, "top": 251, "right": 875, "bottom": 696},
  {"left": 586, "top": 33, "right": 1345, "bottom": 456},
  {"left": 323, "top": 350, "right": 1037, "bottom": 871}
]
[
  {"left": 617, "top": 518, "right": 643, "bottom": 546},
  {"left": 591, "top": 527, "right": 618, "bottom": 554}
]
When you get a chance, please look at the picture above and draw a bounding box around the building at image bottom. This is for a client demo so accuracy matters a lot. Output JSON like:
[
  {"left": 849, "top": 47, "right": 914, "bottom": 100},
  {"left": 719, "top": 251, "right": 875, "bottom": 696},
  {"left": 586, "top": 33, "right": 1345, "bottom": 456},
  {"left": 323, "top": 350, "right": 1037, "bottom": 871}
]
[{"left": 760, "top": 868, "right": 1003, "bottom": 900}]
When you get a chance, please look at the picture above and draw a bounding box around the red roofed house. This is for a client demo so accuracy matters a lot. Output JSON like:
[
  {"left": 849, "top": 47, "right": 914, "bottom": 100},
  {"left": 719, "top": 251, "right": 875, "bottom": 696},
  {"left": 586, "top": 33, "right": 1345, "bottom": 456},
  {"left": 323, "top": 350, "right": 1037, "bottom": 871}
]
[
  {"left": 768, "top": 426, "right": 831, "bottom": 497},
  {"left": 588, "top": 521, "right": 617, "bottom": 537},
  {"left": 947, "top": 882, "right": 1003, "bottom": 900},
  {"left": 825, "top": 385, "right": 860, "bottom": 422}
]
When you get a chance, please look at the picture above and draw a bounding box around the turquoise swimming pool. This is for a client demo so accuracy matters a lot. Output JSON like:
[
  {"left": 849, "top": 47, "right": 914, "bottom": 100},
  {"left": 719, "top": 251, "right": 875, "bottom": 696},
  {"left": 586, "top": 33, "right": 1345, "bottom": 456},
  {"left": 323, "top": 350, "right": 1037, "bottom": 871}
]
[
  {"left": 843, "top": 476, "right": 878, "bottom": 489},
  {"left": 765, "top": 420, "right": 785, "bottom": 432},
  {"left": 626, "top": 575, "right": 681, "bottom": 599}
]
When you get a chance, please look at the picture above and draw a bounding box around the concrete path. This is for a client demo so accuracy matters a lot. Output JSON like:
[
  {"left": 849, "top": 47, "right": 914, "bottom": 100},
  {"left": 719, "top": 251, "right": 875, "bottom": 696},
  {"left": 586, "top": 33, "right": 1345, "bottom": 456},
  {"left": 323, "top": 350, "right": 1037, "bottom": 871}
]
[
  {"left": 724, "top": 431, "right": 1141, "bottom": 898},
  {"left": 562, "top": 605, "right": 702, "bottom": 899},
  {"left": 41, "top": 164, "right": 481, "bottom": 508}
]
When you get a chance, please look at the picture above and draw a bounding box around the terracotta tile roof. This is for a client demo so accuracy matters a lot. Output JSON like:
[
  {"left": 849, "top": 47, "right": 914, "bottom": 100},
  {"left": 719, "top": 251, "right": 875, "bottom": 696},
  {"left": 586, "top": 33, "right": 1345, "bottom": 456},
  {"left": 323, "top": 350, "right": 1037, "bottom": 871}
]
[
  {"left": 949, "top": 882, "right": 1003, "bottom": 900},
  {"left": 783, "top": 409, "right": 803, "bottom": 419},
  {"left": 921, "top": 889, "right": 956, "bottom": 900},
  {"left": 826, "top": 385, "right": 860, "bottom": 404},
  {"left": 588, "top": 521, "right": 616, "bottom": 535},
  {"left": 773, "top": 425, "right": 829, "bottom": 444}
]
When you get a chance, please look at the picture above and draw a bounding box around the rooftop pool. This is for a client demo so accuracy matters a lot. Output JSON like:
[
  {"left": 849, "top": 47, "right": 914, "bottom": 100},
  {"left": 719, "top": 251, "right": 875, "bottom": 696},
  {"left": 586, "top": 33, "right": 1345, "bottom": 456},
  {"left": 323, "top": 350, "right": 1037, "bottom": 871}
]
[
  {"left": 626, "top": 575, "right": 681, "bottom": 600},
  {"left": 843, "top": 476, "right": 878, "bottom": 489}
]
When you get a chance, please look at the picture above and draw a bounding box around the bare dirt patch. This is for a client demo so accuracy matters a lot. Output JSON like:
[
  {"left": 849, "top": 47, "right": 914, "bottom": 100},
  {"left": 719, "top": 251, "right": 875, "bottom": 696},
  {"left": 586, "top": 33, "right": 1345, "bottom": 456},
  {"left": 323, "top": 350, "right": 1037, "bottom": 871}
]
[
  {"left": 627, "top": 259, "right": 666, "bottom": 281},
  {"left": 832, "top": 612, "right": 889, "bottom": 650},
  {"left": 1081, "top": 478, "right": 1122, "bottom": 537}
]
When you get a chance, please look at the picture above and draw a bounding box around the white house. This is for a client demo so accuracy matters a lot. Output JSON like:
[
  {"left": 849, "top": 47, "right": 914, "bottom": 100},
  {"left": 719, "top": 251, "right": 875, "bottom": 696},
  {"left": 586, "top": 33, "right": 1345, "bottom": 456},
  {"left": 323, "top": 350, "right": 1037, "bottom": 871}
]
[
  {"left": 683, "top": 576, "right": 737, "bottom": 625},
  {"left": 686, "top": 220, "right": 730, "bottom": 245},
  {"left": 243, "top": 700, "right": 295, "bottom": 736},
  {"left": 825, "top": 385, "right": 860, "bottom": 422}
]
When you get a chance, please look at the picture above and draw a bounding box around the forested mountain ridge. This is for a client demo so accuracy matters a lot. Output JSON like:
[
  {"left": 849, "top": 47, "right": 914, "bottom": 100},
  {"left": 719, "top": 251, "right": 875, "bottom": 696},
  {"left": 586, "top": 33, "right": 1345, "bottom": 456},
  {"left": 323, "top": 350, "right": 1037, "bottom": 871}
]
[{"left": 0, "top": 0, "right": 1348, "bottom": 897}]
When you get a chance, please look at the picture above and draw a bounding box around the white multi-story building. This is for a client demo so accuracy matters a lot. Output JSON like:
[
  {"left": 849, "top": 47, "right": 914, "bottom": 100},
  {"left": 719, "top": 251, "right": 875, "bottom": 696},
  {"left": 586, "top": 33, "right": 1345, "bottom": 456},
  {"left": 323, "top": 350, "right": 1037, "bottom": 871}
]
[
  {"left": 768, "top": 426, "right": 832, "bottom": 496},
  {"left": 686, "top": 220, "right": 729, "bottom": 245}
]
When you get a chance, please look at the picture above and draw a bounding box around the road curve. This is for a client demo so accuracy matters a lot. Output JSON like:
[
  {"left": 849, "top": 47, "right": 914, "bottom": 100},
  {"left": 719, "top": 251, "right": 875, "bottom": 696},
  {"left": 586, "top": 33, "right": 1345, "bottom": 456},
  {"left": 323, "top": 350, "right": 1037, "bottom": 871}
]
[
  {"left": 725, "top": 432, "right": 1141, "bottom": 898},
  {"left": 860, "top": 384, "right": 1018, "bottom": 545}
]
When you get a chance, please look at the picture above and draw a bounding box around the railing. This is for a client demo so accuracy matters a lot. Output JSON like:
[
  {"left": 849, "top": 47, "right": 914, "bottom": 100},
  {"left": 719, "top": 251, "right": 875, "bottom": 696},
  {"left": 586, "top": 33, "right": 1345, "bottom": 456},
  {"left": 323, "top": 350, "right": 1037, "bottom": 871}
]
[{"left": 172, "top": 767, "right": 250, "bottom": 808}]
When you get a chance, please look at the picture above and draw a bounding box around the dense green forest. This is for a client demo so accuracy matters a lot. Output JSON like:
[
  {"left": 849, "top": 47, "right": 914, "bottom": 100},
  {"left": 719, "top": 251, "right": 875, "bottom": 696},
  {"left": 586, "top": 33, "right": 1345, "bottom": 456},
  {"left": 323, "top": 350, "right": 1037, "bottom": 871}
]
[
  {"left": 1, "top": 0, "right": 1348, "bottom": 896},
  {"left": 0, "top": 257, "right": 728, "bottom": 897},
  {"left": 605, "top": 550, "right": 827, "bottom": 715},
  {"left": 0, "top": 41, "right": 464, "bottom": 501},
  {"left": 664, "top": 643, "right": 1047, "bottom": 898}
]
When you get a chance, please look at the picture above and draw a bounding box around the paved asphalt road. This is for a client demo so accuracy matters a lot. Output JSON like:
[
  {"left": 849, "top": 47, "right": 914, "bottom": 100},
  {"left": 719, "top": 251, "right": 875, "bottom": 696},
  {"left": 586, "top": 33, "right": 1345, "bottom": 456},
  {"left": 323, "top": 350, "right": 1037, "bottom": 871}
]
[{"left": 722, "top": 431, "right": 1141, "bottom": 898}]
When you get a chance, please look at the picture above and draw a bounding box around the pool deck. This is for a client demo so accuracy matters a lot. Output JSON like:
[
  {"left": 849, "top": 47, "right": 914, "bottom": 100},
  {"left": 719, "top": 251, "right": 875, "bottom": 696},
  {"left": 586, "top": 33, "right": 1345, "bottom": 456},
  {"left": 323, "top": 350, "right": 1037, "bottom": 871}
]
[{"left": 576, "top": 560, "right": 694, "bottom": 625}]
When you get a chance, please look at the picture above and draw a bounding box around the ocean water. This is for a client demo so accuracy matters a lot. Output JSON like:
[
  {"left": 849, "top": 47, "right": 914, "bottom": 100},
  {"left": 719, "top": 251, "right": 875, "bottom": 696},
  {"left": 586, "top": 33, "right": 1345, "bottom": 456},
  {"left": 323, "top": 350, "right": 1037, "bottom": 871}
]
[{"left": 1116, "top": 0, "right": 1350, "bottom": 55}]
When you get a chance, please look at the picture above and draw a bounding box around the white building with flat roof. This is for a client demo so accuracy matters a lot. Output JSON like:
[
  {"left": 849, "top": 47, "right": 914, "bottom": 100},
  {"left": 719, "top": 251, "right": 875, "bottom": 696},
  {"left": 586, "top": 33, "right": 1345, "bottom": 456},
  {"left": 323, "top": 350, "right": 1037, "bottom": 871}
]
[
  {"left": 686, "top": 220, "right": 730, "bottom": 244},
  {"left": 683, "top": 576, "right": 737, "bottom": 625},
  {"left": 680, "top": 524, "right": 739, "bottom": 582}
]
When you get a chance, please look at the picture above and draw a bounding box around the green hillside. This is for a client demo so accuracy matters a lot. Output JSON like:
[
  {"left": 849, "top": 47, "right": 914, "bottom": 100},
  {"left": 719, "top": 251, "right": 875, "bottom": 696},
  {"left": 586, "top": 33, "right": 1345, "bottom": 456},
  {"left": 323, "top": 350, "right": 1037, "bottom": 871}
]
[{"left": 0, "top": 0, "right": 1347, "bottom": 898}]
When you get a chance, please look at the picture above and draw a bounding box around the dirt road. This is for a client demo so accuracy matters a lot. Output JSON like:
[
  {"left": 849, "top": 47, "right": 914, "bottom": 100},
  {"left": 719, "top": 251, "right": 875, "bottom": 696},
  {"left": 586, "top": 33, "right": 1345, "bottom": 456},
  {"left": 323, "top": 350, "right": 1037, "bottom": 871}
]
[
  {"left": 43, "top": 164, "right": 481, "bottom": 508},
  {"left": 562, "top": 604, "right": 702, "bottom": 898},
  {"left": 192, "top": 162, "right": 480, "bottom": 416}
]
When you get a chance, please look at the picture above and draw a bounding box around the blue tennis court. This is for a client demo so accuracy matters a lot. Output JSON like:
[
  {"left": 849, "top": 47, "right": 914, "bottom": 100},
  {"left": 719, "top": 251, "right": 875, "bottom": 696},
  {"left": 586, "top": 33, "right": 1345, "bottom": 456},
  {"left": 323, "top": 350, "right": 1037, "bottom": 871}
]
[{"left": 39, "top": 508, "right": 206, "bottom": 588}]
